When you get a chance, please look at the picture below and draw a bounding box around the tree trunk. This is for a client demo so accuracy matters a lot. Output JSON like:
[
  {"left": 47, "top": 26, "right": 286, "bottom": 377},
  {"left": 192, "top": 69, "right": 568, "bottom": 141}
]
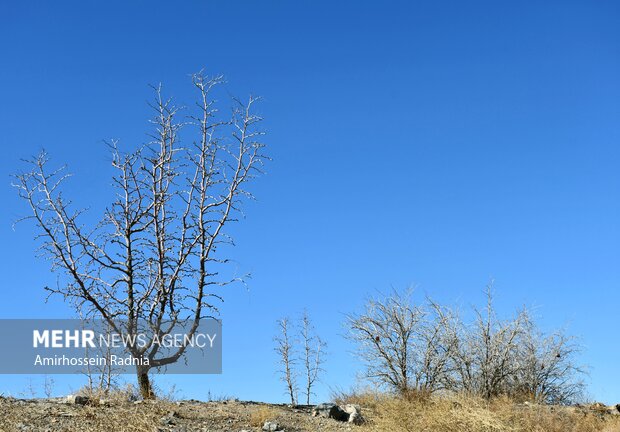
[{"left": 137, "top": 367, "right": 155, "bottom": 399}]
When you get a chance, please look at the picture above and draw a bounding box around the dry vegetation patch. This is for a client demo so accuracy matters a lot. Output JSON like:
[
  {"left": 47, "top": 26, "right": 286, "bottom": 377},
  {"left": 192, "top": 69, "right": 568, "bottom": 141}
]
[
  {"left": 2, "top": 393, "right": 620, "bottom": 432},
  {"left": 349, "top": 392, "right": 620, "bottom": 432}
]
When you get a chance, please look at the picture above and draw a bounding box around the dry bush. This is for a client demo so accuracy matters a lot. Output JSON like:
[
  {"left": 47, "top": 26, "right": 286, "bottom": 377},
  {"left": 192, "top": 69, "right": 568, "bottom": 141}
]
[
  {"left": 347, "top": 285, "right": 585, "bottom": 404},
  {"left": 250, "top": 405, "right": 280, "bottom": 427},
  {"left": 76, "top": 383, "right": 141, "bottom": 404}
]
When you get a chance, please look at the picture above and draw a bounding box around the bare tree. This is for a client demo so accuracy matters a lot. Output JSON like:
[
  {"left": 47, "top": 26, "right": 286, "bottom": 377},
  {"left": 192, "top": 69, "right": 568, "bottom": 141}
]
[
  {"left": 346, "top": 289, "right": 424, "bottom": 394},
  {"left": 347, "top": 290, "right": 460, "bottom": 395},
  {"left": 414, "top": 299, "right": 458, "bottom": 392},
  {"left": 445, "top": 284, "right": 585, "bottom": 403},
  {"left": 299, "top": 310, "right": 326, "bottom": 405},
  {"left": 275, "top": 317, "right": 298, "bottom": 405},
  {"left": 13, "top": 72, "right": 267, "bottom": 399},
  {"left": 449, "top": 284, "right": 526, "bottom": 400},
  {"left": 513, "top": 312, "right": 585, "bottom": 404}
]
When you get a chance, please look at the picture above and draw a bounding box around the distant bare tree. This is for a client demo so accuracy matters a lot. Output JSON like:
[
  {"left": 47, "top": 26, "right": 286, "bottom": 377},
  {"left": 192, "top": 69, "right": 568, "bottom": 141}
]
[
  {"left": 513, "top": 312, "right": 585, "bottom": 404},
  {"left": 445, "top": 284, "right": 585, "bottom": 403},
  {"left": 275, "top": 317, "right": 298, "bottom": 405},
  {"left": 346, "top": 289, "right": 424, "bottom": 394},
  {"left": 347, "top": 290, "right": 461, "bottom": 395},
  {"left": 13, "top": 72, "right": 267, "bottom": 399},
  {"left": 449, "top": 284, "right": 526, "bottom": 399},
  {"left": 415, "top": 299, "right": 459, "bottom": 392},
  {"left": 299, "top": 310, "right": 326, "bottom": 405}
]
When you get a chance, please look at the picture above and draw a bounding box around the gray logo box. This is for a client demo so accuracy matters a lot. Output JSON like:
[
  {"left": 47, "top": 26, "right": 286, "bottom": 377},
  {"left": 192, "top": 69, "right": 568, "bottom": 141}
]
[{"left": 0, "top": 319, "right": 222, "bottom": 374}]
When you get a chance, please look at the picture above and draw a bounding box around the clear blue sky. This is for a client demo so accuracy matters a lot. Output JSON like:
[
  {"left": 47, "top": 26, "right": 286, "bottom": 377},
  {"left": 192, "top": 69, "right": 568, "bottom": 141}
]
[{"left": 1, "top": 1, "right": 619, "bottom": 403}]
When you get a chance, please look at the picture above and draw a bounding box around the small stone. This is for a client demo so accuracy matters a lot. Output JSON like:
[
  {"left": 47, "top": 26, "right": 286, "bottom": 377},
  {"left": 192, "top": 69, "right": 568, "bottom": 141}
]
[
  {"left": 262, "top": 421, "right": 281, "bottom": 431},
  {"left": 160, "top": 417, "right": 175, "bottom": 425},
  {"left": 160, "top": 410, "right": 178, "bottom": 425},
  {"left": 66, "top": 394, "right": 90, "bottom": 405}
]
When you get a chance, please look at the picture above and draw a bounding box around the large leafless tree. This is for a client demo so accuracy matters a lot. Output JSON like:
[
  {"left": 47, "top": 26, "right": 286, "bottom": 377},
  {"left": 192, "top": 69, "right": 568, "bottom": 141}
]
[{"left": 13, "top": 72, "right": 267, "bottom": 398}]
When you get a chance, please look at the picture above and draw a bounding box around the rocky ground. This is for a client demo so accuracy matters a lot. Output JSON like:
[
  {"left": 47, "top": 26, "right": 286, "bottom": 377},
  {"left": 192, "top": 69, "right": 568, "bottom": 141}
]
[
  {"left": 2, "top": 395, "right": 620, "bottom": 432},
  {"left": 0, "top": 396, "right": 362, "bottom": 432}
]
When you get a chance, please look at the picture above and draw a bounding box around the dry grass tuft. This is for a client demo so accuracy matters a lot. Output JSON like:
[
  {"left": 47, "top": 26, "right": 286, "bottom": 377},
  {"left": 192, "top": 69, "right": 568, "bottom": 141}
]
[
  {"left": 332, "top": 385, "right": 383, "bottom": 407},
  {"left": 249, "top": 405, "right": 280, "bottom": 427}
]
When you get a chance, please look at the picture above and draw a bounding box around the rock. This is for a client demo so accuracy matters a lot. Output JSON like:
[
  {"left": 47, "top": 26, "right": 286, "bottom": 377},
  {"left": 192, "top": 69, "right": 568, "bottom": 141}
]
[
  {"left": 160, "top": 417, "right": 175, "bottom": 426},
  {"left": 606, "top": 405, "right": 620, "bottom": 415},
  {"left": 312, "top": 403, "right": 364, "bottom": 424},
  {"left": 160, "top": 410, "right": 178, "bottom": 425},
  {"left": 66, "top": 395, "right": 90, "bottom": 405},
  {"left": 585, "top": 402, "right": 620, "bottom": 416},
  {"left": 312, "top": 403, "right": 336, "bottom": 418},
  {"left": 342, "top": 404, "right": 364, "bottom": 424},
  {"left": 262, "top": 421, "right": 282, "bottom": 431},
  {"left": 349, "top": 412, "right": 363, "bottom": 424},
  {"left": 312, "top": 403, "right": 350, "bottom": 422}
]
